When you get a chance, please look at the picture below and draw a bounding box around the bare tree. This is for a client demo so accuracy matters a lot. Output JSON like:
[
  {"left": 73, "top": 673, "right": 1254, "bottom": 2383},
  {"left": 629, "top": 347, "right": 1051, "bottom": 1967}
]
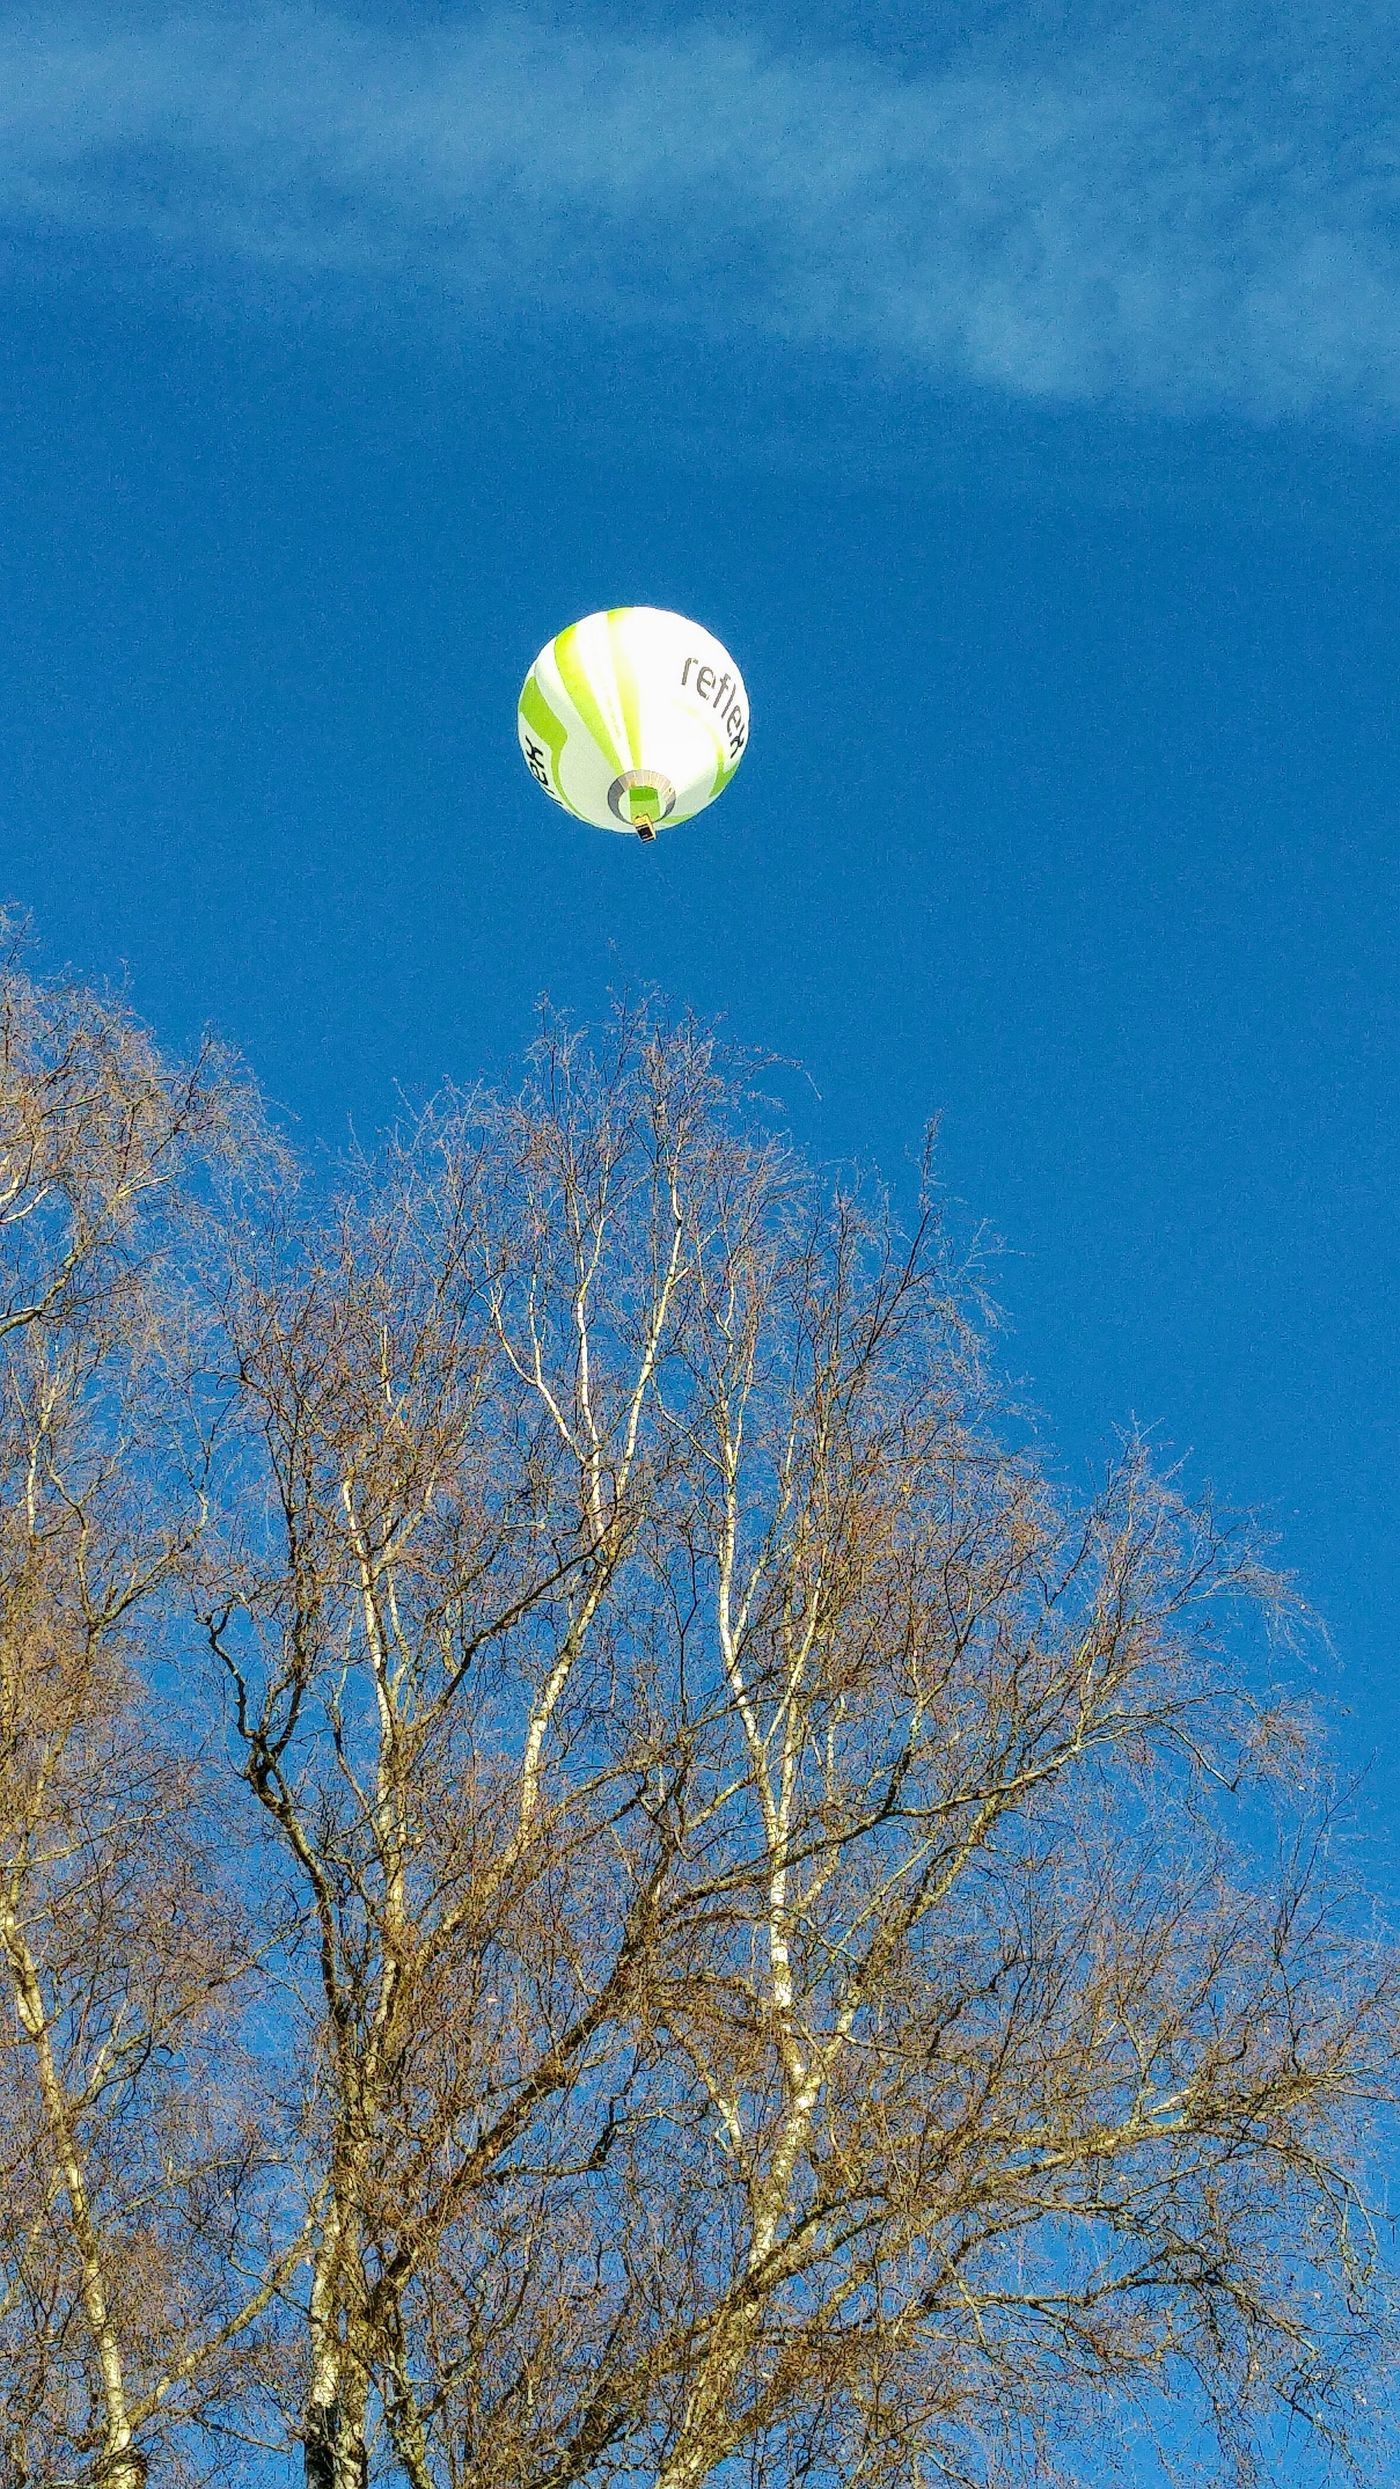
[
  {"left": 197, "top": 1017, "right": 741, "bottom": 2489},
  {"left": 197, "top": 1011, "right": 1399, "bottom": 2489},
  {"left": 0, "top": 940, "right": 304, "bottom": 2489},
  {"left": 0, "top": 948, "right": 1392, "bottom": 2489}
]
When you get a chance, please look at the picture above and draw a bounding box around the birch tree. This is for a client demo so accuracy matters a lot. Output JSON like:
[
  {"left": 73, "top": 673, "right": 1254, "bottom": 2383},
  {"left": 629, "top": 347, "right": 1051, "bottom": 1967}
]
[
  {"left": 201, "top": 1014, "right": 1399, "bottom": 2489},
  {"left": 0, "top": 940, "right": 302, "bottom": 2489},
  {"left": 199, "top": 1019, "right": 733, "bottom": 2489}
]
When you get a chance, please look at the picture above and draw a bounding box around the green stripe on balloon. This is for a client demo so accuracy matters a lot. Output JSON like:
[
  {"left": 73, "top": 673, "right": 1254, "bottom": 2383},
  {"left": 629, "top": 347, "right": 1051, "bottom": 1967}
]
[
  {"left": 607, "top": 608, "right": 644, "bottom": 770},
  {"left": 519, "top": 674, "right": 579, "bottom": 815},
  {"left": 696, "top": 714, "right": 737, "bottom": 800},
  {"left": 554, "top": 622, "right": 623, "bottom": 773}
]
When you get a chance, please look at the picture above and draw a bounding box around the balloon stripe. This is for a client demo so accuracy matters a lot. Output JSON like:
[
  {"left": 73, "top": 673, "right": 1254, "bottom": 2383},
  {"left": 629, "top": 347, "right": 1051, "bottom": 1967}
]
[
  {"left": 698, "top": 714, "right": 734, "bottom": 798},
  {"left": 607, "top": 608, "right": 644, "bottom": 770},
  {"left": 519, "top": 674, "right": 580, "bottom": 814},
  {"left": 554, "top": 623, "right": 623, "bottom": 774}
]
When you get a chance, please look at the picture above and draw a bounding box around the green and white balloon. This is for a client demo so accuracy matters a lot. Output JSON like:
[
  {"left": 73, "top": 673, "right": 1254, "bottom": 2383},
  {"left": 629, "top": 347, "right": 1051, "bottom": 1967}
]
[{"left": 518, "top": 607, "right": 749, "bottom": 835}]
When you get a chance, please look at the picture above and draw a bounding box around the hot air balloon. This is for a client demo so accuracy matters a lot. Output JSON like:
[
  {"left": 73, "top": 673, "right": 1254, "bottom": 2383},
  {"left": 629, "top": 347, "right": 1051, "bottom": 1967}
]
[{"left": 518, "top": 607, "right": 749, "bottom": 841}]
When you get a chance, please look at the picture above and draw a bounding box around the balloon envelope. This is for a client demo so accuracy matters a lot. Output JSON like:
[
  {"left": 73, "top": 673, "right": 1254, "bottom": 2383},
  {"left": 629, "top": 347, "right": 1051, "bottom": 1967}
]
[{"left": 518, "top": 607, "right": 749, "bottom": 833}]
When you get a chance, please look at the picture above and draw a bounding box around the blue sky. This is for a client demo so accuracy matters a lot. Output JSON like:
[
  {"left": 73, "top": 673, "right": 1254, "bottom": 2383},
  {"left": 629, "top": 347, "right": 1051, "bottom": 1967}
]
[{"left": 0, "top": 0, "right": 1398, "bottom": 2353}]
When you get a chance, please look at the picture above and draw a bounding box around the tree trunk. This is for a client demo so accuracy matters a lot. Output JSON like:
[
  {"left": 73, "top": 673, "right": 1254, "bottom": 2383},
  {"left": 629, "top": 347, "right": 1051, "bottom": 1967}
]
[
  {"left": 304, "top": 2396, "right": 368, "bottom": 2489},
  {"left": 99, "top": 2454, "right": 148, "bottom": 2489}
]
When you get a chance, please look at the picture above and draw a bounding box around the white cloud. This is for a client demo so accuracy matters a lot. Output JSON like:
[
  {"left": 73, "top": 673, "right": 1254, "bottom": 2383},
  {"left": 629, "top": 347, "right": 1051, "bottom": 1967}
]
[{"left": 1, "top": 1, "right": 1399, "bottom": 420}]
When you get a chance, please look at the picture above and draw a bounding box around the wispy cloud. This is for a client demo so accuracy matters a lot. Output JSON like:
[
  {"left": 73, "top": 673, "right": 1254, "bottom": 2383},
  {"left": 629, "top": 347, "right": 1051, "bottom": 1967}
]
[{"left": 2, "top": 1, "right": 1399, "bottom": 421}]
